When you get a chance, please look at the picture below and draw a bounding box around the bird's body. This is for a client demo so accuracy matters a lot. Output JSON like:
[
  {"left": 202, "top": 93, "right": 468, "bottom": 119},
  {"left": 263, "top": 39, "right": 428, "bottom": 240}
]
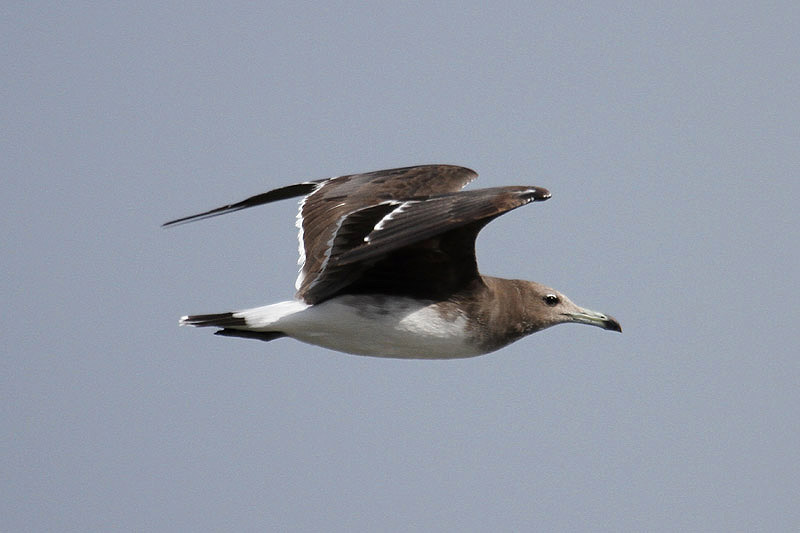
[
  {"left": 209, "top": 295, "right": 479, "bottom": 359},
  {"left": 165, "top": 165, "right": 620, "bottom": 358}
]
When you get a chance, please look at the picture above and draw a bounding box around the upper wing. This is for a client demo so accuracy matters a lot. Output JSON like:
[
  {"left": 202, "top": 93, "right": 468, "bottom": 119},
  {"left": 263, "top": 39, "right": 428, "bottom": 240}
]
[
  {"left": 161, "top": 165, "right": 476, "bottom": 230},
  {"left": 162, "top": 181, "right": 324, "bottom": 227},
  {"left": 295, "top": 165, "right": 478, "bottom": 298},
  {"left": 299, "top": 185, "right": 551, "bottom": 303},
  {"left": 162, "top": 164, "right": 550, "bottom": 304}
]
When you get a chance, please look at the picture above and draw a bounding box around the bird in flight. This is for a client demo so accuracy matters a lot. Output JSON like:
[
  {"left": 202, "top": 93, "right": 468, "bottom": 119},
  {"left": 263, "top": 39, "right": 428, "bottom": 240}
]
[{"left": 164, "top": 164, "right": 620, "bottom": 358}]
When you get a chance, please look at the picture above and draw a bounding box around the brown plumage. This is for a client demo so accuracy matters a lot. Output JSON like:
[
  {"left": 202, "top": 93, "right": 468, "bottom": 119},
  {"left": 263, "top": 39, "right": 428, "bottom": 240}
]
[{"left": 165, "top": 165, "right": 620, "bottom": 358}]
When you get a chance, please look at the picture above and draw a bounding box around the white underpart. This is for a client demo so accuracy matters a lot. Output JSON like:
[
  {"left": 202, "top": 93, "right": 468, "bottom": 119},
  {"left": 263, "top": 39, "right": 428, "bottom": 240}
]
[
  {"left": 366, "top": 200, "right": 416, "bottom": 242},
  {"left": 228, "top": 295, "right": 482, "bottom": 359},
  {"left": 294, "top": 181, "right": 326, "bottom": 291}
]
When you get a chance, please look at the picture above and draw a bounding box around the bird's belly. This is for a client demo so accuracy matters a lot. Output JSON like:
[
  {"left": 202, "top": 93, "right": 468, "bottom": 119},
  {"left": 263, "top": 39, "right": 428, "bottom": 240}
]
[{"left": 280, "top": 295, "right": 483, "bottom": 359}]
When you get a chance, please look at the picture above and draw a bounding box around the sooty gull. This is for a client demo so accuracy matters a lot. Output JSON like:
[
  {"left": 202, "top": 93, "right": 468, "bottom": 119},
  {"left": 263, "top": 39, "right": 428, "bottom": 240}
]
[{"left": 164, "top": 164, "right": 620, "bottom": 359}]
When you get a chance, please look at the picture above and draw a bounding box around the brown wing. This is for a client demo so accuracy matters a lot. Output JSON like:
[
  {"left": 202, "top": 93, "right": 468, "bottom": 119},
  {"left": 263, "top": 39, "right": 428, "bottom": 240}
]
[
  {"left": 295, "top": 165, "right": 478, "bottom": 297},
  {"left": 162, "top": 181, "right": 324, "bottom": 227},
  {"left": 299, "top": 185, "right": 551, "bottom": 303},
  {"left": 162, "top": 164, "right": 550, "bottom": 304}
]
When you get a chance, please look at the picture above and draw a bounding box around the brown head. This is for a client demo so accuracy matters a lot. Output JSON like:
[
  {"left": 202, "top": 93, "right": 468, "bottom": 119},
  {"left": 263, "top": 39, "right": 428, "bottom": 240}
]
[
  {"left": 515, "top": 280, "right": 621, "bottom": 334},
  {"left": 476, "top": 277, "right": 621, "bottom": 352}
]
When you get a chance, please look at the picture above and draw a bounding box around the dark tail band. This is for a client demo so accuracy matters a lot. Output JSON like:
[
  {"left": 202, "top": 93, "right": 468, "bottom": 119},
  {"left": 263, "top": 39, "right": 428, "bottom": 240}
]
[{"left": 180, "top": 312, "right": 247, "bottom": 328}]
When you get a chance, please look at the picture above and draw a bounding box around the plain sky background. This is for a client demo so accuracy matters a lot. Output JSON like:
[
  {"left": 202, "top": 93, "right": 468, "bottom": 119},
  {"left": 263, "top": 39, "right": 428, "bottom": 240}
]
[{"left": 3, "top": 2, "right": 799, "bottom": 531}]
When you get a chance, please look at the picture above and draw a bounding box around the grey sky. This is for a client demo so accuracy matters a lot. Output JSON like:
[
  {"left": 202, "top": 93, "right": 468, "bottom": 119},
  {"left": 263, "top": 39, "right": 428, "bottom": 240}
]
[{"left": 4, "top": 2, "right": 799, "bottom": 531}]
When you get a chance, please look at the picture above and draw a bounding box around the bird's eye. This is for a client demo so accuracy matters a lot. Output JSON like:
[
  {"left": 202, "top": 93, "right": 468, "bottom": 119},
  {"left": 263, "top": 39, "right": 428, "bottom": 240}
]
[{"left": 544, "top": 294, "right": 559, "bottom": 306}]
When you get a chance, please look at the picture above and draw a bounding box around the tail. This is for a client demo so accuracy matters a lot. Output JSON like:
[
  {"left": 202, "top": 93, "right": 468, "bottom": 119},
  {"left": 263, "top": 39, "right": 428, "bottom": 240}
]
[
  {"left": 180, "top": 312, "right": 286, "bottom": 343},
  {"left": 180, "top": 312, "right": 248, "bottom": 328},
  {"left": 179, "top": 301, "right": 309, "bottom": 343}
]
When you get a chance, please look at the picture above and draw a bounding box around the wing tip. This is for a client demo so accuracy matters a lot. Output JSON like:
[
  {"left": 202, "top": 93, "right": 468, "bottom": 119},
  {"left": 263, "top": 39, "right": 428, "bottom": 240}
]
[{"left": 523, "top": 187, "right": 551, "bottom": 201}]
